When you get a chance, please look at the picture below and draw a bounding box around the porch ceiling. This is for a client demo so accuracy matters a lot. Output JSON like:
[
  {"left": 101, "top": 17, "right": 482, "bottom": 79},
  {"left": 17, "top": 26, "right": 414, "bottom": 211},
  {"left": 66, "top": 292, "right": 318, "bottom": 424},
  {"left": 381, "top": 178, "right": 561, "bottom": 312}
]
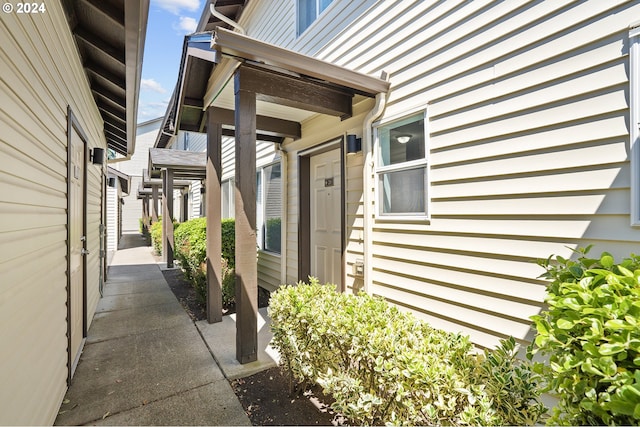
[{"left": 62, "top": 0, "right": 149, "bottom": 157}]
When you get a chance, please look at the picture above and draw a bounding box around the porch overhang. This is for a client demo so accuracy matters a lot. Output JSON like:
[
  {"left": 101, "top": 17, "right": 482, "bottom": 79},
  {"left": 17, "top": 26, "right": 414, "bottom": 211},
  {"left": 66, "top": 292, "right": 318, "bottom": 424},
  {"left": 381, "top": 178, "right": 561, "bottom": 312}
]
[
  {"left": 148, "top": 148, "right": 207, "bottom": 180},
  {"left": 63, "top": 0, "right": 149, "bottom": 157}
]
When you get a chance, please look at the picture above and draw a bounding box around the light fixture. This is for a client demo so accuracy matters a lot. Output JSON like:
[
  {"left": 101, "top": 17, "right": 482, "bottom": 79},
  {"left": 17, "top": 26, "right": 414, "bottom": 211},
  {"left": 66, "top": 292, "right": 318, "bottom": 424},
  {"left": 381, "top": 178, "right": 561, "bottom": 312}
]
[
  {"left": 108, "top": 177, "right": 116, "bottom": 187},
  {"left": 396, "top": 135, "right": 411, "bottom": 144},
  {"left": 90, "top": 147, "right": 105, "bottom": 165},
  {"left": 346, "top": 134, "right": 362, "bottom": 155}
]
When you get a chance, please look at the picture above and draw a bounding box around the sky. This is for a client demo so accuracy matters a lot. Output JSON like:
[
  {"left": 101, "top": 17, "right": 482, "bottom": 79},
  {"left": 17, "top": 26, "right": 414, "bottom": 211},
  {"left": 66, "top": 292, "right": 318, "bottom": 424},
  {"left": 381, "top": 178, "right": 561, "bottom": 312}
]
[{"left": 137, "top": 0, "right": 205, "bottom": 123}]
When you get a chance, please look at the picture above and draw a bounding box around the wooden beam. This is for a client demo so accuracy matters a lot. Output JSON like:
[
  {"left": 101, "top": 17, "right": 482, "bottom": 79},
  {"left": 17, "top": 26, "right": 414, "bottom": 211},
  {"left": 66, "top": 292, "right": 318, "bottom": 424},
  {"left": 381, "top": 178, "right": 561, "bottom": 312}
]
[
  {"left": 209, "top": 107, "right": 301, "bottom": 139},
  {"left": 206, "top": 108, "right": 223, "bottom": 324},
  {"left": 214, "top": 28, "right": 390, "bottom": 96},
  {"left": 237, "top": 65, "right": 353, "bottom": 119},
  {"left": 234, "top": 72, "right": 258, "bottom": 364}
]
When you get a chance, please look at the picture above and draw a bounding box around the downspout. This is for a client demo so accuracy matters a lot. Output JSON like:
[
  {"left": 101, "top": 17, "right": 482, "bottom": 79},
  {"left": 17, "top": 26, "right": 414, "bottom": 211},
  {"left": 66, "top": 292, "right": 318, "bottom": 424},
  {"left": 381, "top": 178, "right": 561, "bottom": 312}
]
[
  {"left": 362, "top": 73, "right": 388, "bottom": 294},
  {"left": 210, "top": 2, "right": 245, "bottom": 35},
  {"left": 274, "top": 143, "right": 288, "bottom": 285}
]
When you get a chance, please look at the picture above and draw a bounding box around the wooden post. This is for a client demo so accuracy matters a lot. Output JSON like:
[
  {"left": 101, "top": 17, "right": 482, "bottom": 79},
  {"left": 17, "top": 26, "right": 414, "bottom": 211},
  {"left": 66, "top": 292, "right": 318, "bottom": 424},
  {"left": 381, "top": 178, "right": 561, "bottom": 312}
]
[
  {"left": 234, "top": 71, "right": 258, "bottom": 364},
  {"left": 151, "top": 184, "right": 159, "bottom": 223},
  {"left": 206, "top": 108, "right": 223, "bottom": 324},
  {"left": 163, "top": 169, "right": 174, "bottom": 268}
]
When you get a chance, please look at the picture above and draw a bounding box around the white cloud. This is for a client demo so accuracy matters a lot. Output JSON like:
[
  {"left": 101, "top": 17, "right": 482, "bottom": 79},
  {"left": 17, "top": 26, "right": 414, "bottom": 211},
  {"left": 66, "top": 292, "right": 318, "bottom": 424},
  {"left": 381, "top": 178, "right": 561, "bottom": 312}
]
[
  {"left": 153, "top": 0, "right": 200, "bottom": 15},
  {"left": 137, "top": 100, "right": 170, "bottom": 122},
  {"left": 141, "top": 78, "right": 167, "bottom": 94},
  {"left": 173, "top": 16, "right": 198, "bottom": 34}
]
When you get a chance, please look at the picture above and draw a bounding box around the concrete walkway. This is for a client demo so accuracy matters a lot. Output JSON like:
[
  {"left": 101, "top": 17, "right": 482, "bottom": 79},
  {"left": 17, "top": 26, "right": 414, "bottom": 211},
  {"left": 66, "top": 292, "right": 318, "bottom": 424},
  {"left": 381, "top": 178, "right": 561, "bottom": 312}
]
[{"left": 55, "top": 233, "right": 251, "bottom": 426}]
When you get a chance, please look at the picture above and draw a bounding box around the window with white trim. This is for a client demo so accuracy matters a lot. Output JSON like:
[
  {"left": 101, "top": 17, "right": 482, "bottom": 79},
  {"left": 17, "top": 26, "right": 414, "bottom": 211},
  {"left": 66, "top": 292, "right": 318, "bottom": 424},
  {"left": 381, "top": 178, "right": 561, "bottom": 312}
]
[
  {"left": 374, "top": 111, "right": 428, "bottom": 219},
  {"left": 256, "top": 162, "right": 282, "bottom": 254},
  {"left": 631, "top": 24, "right": 640, "bottom": 225},
  {"left": 297, "top": 0, "right": 334, "bottom": 36}
]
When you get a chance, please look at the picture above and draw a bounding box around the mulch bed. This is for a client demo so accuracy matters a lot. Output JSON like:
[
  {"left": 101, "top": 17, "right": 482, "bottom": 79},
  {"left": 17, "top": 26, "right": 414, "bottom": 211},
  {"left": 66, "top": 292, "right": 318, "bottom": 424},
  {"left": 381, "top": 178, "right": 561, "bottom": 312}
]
[
  {"left": 231, "top": 366, "right": 344, "bottom": 426},
  {"left": 161, "top": 261, "right": 344, "bottom": 425}
]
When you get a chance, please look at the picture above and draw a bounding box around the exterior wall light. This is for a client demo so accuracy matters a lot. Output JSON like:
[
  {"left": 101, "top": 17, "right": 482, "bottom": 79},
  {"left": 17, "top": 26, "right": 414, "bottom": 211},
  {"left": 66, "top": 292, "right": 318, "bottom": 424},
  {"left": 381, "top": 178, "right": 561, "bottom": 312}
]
[{"left": 346, "top": 134, "right": 362, "bottom": 155}]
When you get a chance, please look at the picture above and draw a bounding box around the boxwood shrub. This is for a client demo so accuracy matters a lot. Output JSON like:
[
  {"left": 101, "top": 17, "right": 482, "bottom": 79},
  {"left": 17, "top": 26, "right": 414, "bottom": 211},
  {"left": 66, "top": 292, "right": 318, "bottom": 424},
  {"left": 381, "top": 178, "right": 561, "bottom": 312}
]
[
  {"left": 529, "top": 246, "right": 640, "bottom": 425},
  {"left": 174, "top": 217, "right": 236, "bottom": 306},
  {"left": 269, "top": 278, "right": 545, "bottom": 426}
]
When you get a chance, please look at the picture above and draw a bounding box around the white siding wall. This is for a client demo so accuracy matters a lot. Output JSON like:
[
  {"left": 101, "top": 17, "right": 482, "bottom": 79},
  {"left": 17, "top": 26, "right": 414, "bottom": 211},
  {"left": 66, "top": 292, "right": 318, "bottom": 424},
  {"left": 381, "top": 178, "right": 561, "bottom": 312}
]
[
  {"left": 106, "top": 185, "right": 119, "bottom": 264},
  {"left": 243, "top": 0, "right": 640, "bottom": 349},
  {"left": 0, "top": 3, "right": 108, "bottom": 424}
]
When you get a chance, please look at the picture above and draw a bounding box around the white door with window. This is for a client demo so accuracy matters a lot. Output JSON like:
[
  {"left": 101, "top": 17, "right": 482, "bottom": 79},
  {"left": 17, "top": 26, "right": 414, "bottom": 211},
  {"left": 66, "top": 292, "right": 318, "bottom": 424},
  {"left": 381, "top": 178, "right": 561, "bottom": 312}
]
[{"left": 310, "top": 148, "right": 341, "bottom": 286}]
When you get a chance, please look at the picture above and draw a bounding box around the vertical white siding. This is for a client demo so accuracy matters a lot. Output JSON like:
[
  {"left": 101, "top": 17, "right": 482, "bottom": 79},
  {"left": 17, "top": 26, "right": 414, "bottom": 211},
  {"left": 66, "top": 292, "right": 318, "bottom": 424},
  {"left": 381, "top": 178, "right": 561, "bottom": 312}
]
[
  {"left": 0, "top": 3, "right": 107, "bottom": 424},
  {"left": 242, "top": 0, "right": 640, "bottom": 349}
]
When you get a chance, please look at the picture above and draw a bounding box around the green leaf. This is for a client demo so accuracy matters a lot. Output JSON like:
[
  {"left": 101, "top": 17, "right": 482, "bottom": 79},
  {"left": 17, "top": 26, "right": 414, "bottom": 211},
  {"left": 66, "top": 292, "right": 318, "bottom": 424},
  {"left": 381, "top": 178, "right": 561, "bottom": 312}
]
[
  {"left": 599, "top": 343, "right": 626, "bottom": 356},
  {"left": 556, "top": 318, "right": 575, "bottom": 330},
  {"left": 600, "top": 254, "right": 614, "bottom": 268}
]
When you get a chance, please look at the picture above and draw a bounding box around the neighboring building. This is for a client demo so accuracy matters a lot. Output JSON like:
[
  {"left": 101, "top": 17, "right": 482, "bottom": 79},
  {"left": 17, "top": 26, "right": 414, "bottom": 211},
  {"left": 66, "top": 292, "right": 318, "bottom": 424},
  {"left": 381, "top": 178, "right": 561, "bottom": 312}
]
[
  {"left": 106, "top": 167, "right": 131, "bottom": 265},
  {"left": 162, "top": 0, "right": 640, "bottom": 352},
  {"left": 0, "top": 1, "right": 148, "bottom": 424},
  {"left": 112, "top": 117, "right": 163, "bottom": 233}
]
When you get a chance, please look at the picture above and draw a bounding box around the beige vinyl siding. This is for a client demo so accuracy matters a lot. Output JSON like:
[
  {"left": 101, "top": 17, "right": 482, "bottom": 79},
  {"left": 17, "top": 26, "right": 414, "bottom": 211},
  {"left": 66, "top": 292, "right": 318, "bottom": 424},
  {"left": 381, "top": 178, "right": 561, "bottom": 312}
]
[
  {"left": 239, "top": 1, "right": 640, "bottom": 349},
  {"left": 301, "top": 0, "right": 640, "bottom": 349},
  {"left": 0, "top": 3, "right": 107, "bottom": 425}
]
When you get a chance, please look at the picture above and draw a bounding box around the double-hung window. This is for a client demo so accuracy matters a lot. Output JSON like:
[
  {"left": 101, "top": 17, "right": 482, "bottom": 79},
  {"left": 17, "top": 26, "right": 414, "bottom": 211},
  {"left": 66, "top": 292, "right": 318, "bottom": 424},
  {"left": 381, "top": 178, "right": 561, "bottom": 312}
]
[
  {"left": 297, "top": 0, "right": 334, "bottom": 36},
  {"left": 374, "top": 111, "right": 429, "bottom": 219}
]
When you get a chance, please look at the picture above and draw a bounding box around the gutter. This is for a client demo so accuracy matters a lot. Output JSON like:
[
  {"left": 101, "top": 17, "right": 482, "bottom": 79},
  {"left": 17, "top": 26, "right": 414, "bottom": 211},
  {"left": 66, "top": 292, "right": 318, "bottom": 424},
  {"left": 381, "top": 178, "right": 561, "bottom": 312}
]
[{"left": 362, "top": 72, "right": 388, "bottom": 293}]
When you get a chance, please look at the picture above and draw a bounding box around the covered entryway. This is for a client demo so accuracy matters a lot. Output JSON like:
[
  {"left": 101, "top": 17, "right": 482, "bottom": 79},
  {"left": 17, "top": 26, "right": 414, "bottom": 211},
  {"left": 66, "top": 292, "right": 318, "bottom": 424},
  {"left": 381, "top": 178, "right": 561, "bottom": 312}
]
[{"left": 155, "top": 28, "right": 390, "bottom": 364}]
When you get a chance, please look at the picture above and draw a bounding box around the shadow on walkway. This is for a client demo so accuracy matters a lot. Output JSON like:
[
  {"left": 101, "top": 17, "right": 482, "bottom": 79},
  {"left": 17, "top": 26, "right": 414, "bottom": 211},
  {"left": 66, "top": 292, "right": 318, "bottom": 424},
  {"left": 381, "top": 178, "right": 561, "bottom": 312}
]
[{"left": 55, "top": 232, "right": 250, "bottom": 426}]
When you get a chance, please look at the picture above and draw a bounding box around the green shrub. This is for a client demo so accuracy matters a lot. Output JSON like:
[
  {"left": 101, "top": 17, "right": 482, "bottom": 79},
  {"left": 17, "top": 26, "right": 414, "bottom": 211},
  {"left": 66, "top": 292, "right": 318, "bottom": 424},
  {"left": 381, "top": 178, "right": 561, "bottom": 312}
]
[
  {"left": 149, "top": 216, "right": 179, "bottom": 256},
  {"left": 529, "top": 246, "right": 640, "bottom": 425},
  {"left": 269, "top": 279, "right": 545, "bottom": 426},
  {"left": 173, "top": 217, "right": 236, "bottom": 306},
  {"left": 149, "top": 218, "right": 163, "bottom": 255},
  {"left": 221, "top": 218, "right": 235, "bottom": 268}
]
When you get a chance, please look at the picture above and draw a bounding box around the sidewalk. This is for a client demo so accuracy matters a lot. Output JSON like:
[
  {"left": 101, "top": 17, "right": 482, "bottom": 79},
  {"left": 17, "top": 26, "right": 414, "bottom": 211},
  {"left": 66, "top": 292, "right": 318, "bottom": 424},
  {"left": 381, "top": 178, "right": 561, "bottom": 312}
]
[{"left": 55, "top": 232, "right": 251, "bottom": 426}]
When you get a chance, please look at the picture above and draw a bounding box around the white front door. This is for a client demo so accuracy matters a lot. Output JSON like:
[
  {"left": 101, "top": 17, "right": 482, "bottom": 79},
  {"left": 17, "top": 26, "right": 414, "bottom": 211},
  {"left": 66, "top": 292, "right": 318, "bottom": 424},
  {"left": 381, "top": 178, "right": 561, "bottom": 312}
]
[
  {"left": 310, "top": 148, "right": 342, "bottom": 286},
  {"left": 69, "top": 128, "right": 85, "bottom": 378}
]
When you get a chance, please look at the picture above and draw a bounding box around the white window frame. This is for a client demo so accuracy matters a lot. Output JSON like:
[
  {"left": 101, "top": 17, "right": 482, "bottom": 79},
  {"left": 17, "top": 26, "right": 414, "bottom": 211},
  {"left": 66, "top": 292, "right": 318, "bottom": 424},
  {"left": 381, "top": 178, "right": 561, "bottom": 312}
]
[
  {"left": 631, "top": 23, "right": 640, "bottom": 226},
  {"left": 373, "top": 107, "right": 430, "bottom": 221},
  {"left": 296, "top": 0, "right": 335, "bottom": 37}
]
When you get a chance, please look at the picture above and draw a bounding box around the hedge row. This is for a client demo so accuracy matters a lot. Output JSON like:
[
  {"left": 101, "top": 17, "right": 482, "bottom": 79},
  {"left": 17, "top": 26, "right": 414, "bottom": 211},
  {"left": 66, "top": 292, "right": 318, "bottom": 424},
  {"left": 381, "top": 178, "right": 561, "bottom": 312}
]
[
  {"left": 173, "top": 217, "right": 236, "bottom": 306},
  {"left": 269, "top": 278, "right": 546, "bottom": 426}
]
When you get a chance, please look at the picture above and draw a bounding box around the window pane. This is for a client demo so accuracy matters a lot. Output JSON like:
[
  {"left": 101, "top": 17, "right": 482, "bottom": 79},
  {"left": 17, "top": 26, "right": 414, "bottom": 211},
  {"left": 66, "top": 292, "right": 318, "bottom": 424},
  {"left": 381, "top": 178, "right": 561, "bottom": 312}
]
[
  {"left": 263, "top": 163, "right": 281, "bottom": 253},
  {"left": 380, "top": 167, "right": 426, "bottom": 214},
  {"left": 297, "top": 0, "right": 316, "bottom": 35},
  {"left": 319, "top": 0, "right": 333, "bottom": 13},
  {"left": 378, "top": 116, "right": 425, "bottom": 167}
]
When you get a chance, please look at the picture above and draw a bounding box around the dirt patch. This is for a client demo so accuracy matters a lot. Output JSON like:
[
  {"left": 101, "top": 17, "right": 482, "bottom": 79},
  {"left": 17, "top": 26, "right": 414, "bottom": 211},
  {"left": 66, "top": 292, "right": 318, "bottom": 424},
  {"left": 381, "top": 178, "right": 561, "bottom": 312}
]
[
  {"left": 161, "top": 266, "right": 270, "bottom": 322},
  {"left": 231, "top": 366, "right": 345, "bottom": 426}
]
